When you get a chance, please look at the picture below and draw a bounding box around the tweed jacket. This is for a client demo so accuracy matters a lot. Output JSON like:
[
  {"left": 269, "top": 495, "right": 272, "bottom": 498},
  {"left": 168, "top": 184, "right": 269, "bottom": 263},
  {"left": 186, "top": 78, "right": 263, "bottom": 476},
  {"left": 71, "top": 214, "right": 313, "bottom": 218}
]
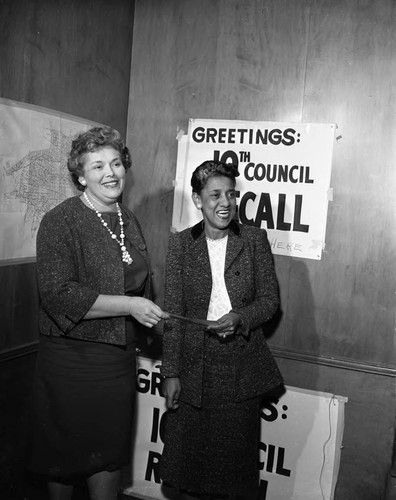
[
  {"left": 161, "top": 219, "right": 283, "bottom": 406},
  {"left": 36, "top": 196, "right": 151, "bottom": 345}
]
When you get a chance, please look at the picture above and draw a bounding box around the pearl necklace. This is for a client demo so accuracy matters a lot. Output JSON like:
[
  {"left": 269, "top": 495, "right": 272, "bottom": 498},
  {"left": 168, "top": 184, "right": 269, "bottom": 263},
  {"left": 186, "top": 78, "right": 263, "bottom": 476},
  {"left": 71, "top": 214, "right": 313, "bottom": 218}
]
[{"left": 83, "top": 191, "right": 133, "bottom": 265}]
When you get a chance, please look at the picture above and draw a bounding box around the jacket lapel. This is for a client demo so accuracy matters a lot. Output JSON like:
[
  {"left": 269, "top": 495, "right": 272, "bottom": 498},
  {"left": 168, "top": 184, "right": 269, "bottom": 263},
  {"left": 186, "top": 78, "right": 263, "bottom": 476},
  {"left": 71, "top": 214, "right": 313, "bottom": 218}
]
[
  {"left": 225, "top": 229, "right": 244, "bottom": 271},
  {"left": 122, "top": 209, "right": 152, "bottom": 297},
  {"left": 192, "top": 232, "right": 211, "bottom": 272},
  {"left": 122, "top": 210, "right": 146, "bottom": 251}
]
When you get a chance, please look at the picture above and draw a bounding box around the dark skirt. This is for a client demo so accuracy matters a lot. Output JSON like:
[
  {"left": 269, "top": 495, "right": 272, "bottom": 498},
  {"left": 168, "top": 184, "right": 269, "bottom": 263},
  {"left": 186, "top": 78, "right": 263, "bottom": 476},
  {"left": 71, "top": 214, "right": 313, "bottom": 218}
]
[
  {"left": 27, "top": 334, "right": 136, "bottom": 482},
  {"left": 160, "top": 334, "right": 261, "bottom": 496}
]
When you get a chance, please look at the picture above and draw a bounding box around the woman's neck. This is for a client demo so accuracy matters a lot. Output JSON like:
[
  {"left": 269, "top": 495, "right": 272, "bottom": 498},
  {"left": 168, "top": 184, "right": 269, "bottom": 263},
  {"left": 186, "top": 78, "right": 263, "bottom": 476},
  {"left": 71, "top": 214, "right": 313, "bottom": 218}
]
[
  {"left": 204, "top": 228, "right": 229, "bottom": 240},
  {"left": 81, "top": 192, "right": 117, "bottom": 213}
]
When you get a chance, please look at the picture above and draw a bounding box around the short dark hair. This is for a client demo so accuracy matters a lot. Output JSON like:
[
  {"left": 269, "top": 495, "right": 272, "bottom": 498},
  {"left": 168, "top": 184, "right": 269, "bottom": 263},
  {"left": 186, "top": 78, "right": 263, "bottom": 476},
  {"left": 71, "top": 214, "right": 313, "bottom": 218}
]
[
  {"left": 190, "top": 160, "right": 239, "bottom": 194},
  {"left": 67, "top": 126, "right": 132, "bottom": 191}
]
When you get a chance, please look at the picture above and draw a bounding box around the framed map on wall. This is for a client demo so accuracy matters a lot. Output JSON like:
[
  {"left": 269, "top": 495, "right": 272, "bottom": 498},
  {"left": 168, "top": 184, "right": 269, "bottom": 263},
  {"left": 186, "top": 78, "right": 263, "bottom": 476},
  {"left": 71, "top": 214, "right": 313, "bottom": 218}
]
[{"left": 0, "top": 98, "right": 100, "bottom": 263}]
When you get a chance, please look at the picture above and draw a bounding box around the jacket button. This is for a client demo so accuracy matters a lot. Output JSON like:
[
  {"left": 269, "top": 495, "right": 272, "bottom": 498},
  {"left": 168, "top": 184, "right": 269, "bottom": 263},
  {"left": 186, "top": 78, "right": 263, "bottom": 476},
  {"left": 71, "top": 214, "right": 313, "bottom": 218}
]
[
  {"left": 139, "top": 243, "right": 146, "bottom": 251},
  {"left": 235, "top": 271, "right": 240, "bottom": 276}
]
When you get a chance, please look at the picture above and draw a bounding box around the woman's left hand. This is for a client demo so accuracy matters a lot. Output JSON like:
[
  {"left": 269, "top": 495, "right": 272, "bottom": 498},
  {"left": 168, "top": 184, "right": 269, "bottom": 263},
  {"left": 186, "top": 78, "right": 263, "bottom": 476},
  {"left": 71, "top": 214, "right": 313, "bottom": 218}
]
[{"left": 206, "top": 312, "right": 240, "bottom": 339}]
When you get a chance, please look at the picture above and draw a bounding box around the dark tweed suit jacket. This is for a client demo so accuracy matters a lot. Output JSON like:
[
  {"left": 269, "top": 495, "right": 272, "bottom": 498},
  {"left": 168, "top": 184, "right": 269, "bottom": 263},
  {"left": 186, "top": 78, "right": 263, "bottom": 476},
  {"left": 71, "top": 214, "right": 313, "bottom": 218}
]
[
  {"left": 36, "top": 196, "right": 151, "bottom": 345},
  {"left": 161, "top": 219, "right": 283, "bottom": 407}
]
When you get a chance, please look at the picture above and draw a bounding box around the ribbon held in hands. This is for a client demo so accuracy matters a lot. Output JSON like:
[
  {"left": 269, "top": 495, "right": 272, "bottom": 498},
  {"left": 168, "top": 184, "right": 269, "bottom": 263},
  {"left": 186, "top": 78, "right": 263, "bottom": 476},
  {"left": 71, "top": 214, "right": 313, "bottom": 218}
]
[{"left": 165, "top": 312, "right": 219, "bottom": 328}]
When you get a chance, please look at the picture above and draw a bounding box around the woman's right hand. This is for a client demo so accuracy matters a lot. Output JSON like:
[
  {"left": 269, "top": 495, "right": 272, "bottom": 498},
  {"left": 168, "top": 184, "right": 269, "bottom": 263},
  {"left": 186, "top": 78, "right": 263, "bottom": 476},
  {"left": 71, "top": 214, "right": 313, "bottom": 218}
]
[
  {"left": 128, "top": 297, "right": 169, "bottom": 328},
  {"left": 163, "top": 377, "right": 181, "bottom": 410}
]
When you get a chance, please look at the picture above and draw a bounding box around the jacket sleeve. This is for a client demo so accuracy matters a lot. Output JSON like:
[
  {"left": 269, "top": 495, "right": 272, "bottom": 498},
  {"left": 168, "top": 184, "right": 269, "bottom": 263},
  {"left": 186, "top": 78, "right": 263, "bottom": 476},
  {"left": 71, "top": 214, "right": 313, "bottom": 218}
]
[
  {"left": 36, "top": 209, "right": 99, "bottom": 333},
  {"left": 232, "top": 228, "right": 279, "bottom": 337},
  {"left": 160, "top": 232, "right": 186, "bottom": 377}
]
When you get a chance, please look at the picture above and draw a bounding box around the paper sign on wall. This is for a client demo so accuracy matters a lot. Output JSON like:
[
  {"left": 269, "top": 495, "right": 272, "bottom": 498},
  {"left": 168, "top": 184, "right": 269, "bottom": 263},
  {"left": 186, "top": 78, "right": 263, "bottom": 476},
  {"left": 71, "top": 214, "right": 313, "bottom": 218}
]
[
  {"left": 124, "top": 356, "right": 347, "bottom": 500},
  {"left": 172, "top": 119, "right": 335, "bottom": 260}
]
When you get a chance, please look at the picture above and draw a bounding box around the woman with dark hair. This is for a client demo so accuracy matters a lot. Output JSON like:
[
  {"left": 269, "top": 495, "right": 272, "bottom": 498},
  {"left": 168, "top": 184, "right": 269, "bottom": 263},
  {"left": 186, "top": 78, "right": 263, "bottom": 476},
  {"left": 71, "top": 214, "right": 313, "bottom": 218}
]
[
  {"left": 160, "top": 160, "right": 283, "bottom": 500},
  {"left": 28, "top": 126, "right": 168, "bottom": 500}
]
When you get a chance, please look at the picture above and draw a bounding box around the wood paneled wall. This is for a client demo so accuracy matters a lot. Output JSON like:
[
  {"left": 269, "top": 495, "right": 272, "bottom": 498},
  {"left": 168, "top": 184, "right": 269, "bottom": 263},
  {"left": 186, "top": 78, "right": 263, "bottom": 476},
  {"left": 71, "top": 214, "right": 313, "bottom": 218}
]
[
  {"left": 126, "top": 0, "right": 396, "bottom": 368},
  {"left": 0, "top": 1, "right": 134, "bottom": 497},
  {"left": 0, "top": 0, "right": 134, "bottom": 134},
  {"left": 0, "top": 0, "right": 134, "bottom": 353},
  {"left": 125, "top": 1, "right": 396, "bottom": 498}
]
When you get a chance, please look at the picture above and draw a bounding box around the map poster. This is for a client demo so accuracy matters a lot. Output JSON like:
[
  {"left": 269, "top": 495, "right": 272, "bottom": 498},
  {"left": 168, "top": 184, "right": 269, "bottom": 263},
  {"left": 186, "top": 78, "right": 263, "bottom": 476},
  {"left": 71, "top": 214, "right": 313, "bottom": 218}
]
[
  {"left": 0, "top": 98, "right": 100, "bottom": 263},
  {"left": 172, "top": 119, "right": 335, "bottom": 260}
]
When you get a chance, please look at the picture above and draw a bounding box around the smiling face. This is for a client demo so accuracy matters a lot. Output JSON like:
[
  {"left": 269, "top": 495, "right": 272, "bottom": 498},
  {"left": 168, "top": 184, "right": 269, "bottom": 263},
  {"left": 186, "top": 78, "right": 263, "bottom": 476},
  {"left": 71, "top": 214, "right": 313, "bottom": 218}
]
[
  {"left": 192, "top": 175, "right": 237, "bottom": 239},
  {"left": 78, "top": 146, "right": 126, "bottom": 209}
]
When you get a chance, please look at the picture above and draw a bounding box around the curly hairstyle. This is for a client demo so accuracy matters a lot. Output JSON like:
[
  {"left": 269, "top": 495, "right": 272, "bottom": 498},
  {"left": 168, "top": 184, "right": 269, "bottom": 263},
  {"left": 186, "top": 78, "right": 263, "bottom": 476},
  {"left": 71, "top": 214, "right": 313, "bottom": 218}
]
[
  {"left": 67, "top": 126, "right": 132, "bottom": 191},
  {"left": 190, "top": 160, "right": 239, "bottom": 194}
]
